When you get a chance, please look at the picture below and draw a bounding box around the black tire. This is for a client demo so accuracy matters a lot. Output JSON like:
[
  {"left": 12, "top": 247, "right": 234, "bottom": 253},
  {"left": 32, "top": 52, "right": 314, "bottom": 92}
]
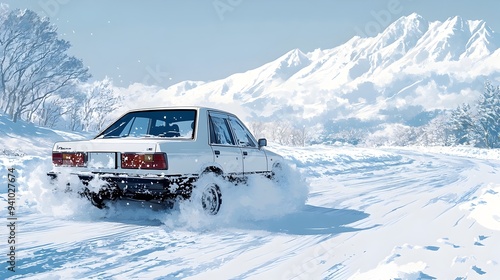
[
  {"left": 81, "top": 188, "right": 106, "bottom": 209},
  {"left": 270, "top": 162, "right": 283, "bottom": 181},
  {"left": 201, "top": 183, "right": 222, "bottom": 215}
]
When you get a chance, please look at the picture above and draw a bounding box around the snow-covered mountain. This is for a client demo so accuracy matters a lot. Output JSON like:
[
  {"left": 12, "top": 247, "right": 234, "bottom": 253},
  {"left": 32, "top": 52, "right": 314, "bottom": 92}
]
[{"left": 121, "top": 13, "right": 500, "bottom": 129}]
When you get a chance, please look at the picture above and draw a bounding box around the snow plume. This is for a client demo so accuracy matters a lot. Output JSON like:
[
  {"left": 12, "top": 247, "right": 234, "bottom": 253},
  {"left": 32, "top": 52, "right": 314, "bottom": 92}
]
[
  {"left": 163, "top": 162, "right": 309, "bottom": 230},
  {"left": 18, "top": 159, "right": 309, "bottom": 230},
  {"left": 17, "top": 161, "right": 104, "bottom": 219},
  {"left": 14, "top": 159, "right": 159, "bottom": 221}
]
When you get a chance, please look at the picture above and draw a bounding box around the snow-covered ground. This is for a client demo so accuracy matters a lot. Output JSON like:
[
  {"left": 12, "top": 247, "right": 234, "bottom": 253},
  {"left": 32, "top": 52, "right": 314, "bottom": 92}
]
[{"left": 1, "top": 121, "right": 499, "bottom": 279}]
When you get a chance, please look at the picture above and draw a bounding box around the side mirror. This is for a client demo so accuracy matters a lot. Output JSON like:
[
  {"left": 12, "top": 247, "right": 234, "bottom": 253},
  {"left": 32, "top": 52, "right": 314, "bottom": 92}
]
[{"left": 258, "top": 138, "right": 267, "bottom": 148}]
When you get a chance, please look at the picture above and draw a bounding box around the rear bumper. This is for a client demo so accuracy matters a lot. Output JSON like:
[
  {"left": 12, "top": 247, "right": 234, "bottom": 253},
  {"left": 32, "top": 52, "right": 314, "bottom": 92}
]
[{"left": 47, "top": 171, "right": 196, "bottom": 201}]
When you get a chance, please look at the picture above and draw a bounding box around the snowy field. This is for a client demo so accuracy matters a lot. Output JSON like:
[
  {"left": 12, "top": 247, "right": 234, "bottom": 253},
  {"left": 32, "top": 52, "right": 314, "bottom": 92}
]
[{"left": 1, "top": 134, "right": 500, "bottom": 279}]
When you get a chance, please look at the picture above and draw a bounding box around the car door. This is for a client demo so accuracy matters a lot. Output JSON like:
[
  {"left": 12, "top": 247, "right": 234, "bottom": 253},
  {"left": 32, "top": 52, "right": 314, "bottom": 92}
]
[
  {"left": 228, "top": 116, "right": 268, "bottom": 174},
  {"left": 208, "top": 113, "right": 243, "bottom": 176}
]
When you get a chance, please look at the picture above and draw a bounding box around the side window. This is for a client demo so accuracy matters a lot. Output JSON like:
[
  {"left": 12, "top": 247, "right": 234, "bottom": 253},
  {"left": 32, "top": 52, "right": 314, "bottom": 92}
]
[
  {"left": 115, "top": 117, "right": 149, "bottom": 137},
  {"left": 128, "top": 117, "right": 151, "bottom": 137},
  {"left": 155, "top": 120, "right": 166, "bottom": 127},
  {"left": 228, "top": 117, "right": 257, "bottom": 147},
  {"left": 151, "top": 119, "right": 181, "bottom": 137},
  {"left": 118, "top": 120, "right": 133, "bottom": 137},
  {"left": 209, "top": 115, "right": 235, "bottom": 145}
]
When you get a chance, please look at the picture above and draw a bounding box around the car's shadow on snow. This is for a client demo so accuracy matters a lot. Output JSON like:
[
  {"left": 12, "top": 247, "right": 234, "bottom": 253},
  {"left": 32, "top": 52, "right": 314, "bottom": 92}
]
[
  {"left": 87, "top": 203, "right": 375, "bottom": 236},
  {"left": 243, "top": 205, "right": 376, "bottom": 235}
]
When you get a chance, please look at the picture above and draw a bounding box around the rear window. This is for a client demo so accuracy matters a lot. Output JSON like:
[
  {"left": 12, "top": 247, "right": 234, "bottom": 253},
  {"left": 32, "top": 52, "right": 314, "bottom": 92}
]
[{"left": 96, "top": 110, "right": 196, "bottom": 139}]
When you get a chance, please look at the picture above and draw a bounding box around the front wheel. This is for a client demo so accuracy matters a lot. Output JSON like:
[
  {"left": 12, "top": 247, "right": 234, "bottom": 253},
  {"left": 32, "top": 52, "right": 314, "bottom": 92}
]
[
  {"left": 270, "top": 161, "right": 283, "bottom": 181},
  {"left": 201, "top": 183, "right": 222, "bottom": 215}
]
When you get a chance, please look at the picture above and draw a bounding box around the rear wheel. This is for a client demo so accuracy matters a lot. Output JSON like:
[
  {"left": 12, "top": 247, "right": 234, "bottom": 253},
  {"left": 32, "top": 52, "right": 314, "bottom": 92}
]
[
  {"left": 81, "top": 188, "right": 106, "bottom": 209},
  {"left": 201, "top": 183, "right": 222, "bottom": 215},
  {"left": 81, "top": 183, "right": 122, "bottom": 209}
]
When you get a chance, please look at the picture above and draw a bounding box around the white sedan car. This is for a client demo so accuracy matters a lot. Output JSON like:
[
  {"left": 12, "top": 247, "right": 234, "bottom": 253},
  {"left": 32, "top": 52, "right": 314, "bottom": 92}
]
[{"left": 47, "top": 107, "right": 283, "bottom": 214}]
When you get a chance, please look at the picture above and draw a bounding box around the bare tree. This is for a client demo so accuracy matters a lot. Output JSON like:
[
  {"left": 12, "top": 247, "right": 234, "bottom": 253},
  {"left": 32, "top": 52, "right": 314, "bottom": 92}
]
[
  {"left": 291, "top": 124, "right": 309, "bottom": 147},
  {"left": 0, "top": 8, "right": 90, "bottom": 122},
  {"left": 249, "top": 121, "right": 266, "bottom": 139},
  {"left": 251, "top": 120, "right": 311, "bottom": 146},
  {"left": 66, "top": 97, "right": 82, "bottom": 131},
  {"left": 80, "top": 78, "right": 120, "bottom": 132},
  {"left": 272, "top": 120, "right": 293, "bottom": 145},
  {"left": 36, "top": 96, "right": 64, "bottom": 127}
]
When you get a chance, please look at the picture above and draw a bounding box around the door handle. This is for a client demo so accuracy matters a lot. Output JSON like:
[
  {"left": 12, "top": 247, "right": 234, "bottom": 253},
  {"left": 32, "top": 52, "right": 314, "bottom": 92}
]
[
  {"left": 214, "top": 150, "right": 220, "bottom": 155},
  {"left": 243, "top": 151, "right": 248, "bottom": 156}
]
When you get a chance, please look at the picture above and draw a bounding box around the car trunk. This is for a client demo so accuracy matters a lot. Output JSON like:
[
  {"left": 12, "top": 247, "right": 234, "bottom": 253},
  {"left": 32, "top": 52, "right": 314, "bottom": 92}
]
[
  {"left": 52, "top": 139, "right": 166, "bottom": 173},
  {"left": 53, "top": 138, "right": 160, "bottom": 153}
]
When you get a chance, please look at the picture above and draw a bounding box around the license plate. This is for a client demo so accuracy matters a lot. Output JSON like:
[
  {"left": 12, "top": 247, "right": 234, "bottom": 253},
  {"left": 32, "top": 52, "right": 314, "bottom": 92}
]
[{"left": 88, "top": 153, "right": 116, "bottom": 169}]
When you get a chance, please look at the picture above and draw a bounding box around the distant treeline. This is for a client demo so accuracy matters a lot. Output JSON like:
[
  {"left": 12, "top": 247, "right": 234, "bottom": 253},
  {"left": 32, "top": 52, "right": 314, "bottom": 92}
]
[{"left": 251, "top": 82, "right": 500, "bottom": 149}]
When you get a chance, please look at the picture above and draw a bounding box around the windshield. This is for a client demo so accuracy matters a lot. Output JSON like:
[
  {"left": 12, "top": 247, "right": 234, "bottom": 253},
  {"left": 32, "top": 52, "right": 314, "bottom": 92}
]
[{"left": 96, "top": 110, "right": 197, "bottom": 139}]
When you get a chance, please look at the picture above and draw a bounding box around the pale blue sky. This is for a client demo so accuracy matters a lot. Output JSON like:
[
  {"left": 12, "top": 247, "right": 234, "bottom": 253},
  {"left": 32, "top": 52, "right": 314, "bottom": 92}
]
[{"left": 2, "top": 0, "right": 499, "bottom": 87}]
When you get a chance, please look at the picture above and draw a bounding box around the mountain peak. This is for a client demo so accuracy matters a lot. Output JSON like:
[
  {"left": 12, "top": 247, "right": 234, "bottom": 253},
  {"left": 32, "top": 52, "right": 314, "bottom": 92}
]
[
  {"left": 366, "top": 13, "right": 429, "bottom": 58},
  {"left": 428, "top": 15, "right": 498, "bottom": 59},
  {"left": 401, "top": 12, "right": 425, "bottom": 23},
  {"left": 442, "top": 15, "right": 467, "bottom": 33},
  {"left": 358, "top": 13, "right": 429, "bottom": 65},
  {"left": 388, "top": 13, "right": 428, "bottom": 32},
  {"left": 279, "top": 48, "right": 310, "bottom": 67},
  {"left": 255, "top": 48, "right": 311, "bottom": 81}
]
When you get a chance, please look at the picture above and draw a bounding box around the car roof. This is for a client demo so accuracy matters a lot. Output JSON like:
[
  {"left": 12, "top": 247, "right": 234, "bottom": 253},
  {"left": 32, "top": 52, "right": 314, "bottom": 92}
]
[{"left": 125, "top": 106, "right": 231, "bottom": 115}]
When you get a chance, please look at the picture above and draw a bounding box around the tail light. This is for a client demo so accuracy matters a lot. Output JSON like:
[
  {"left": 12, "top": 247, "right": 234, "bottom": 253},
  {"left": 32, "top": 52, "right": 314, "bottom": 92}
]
[
  {"left": 52, "top": 152, "right": 87, "bottom": 167},
  {"left": 121, "top": 153, "right": 168, "bottom": 170}
]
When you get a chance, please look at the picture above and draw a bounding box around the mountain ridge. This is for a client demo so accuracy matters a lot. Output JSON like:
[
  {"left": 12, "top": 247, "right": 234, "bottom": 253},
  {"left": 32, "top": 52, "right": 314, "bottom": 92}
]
[{"left": 125, "top": 13, "right": 500, "bottom": 130}]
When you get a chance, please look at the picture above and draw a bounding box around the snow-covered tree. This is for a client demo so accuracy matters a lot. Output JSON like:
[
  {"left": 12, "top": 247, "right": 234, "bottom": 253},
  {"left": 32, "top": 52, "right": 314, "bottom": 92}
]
[
  {"left": 447, "top": 103, "right": 476, "bottom": 146},
  {"left": 475, "top": 81, "right": 500, "bottom": 148},
  {"left": 0, "top": 8, "right": 90, "bottom": 122},
  {"left": 364, "top": 123, "right": 415, "bottom": 147},
  {"left": 415, "top": 114, "right": 449, "bottom": 146}
]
